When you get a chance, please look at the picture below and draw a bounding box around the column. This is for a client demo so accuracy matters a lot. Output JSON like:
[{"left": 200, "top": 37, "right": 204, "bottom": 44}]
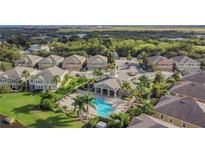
[
  {"left": 114, "top": 90, "right": 117, "bottom": 98},
  {"left": 107, "top": 90, "right": 110, "bottom": 97},
  {"left": 101, "top": 88, "right": 103, "bottom": 95}
]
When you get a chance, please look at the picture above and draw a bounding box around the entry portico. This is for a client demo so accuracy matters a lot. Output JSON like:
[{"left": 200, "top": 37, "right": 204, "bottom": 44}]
[{"left": 94, "top": 78, "right": 121, "bottom": 98}]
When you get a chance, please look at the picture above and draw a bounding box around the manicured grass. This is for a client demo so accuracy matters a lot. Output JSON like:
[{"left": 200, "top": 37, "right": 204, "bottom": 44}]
[{"left": 0, "top": 92, "right": 83, "bottom": 128}]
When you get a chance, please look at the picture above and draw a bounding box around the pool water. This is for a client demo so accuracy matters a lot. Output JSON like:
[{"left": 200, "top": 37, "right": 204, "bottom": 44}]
[{"left": 92, "top": 98, "right": 114, "bottom": 117}]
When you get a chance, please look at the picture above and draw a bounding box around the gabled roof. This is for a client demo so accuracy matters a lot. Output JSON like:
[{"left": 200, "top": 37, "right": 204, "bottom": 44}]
[
  {"left": 49, "top": 55, "right": 64, "bottom": 63},
  {"left": 170, "top": 82, "right": 205, "bottom": 100},
  {"left": 88, "top": 55, "right": 107, "bottom": 63},
  {"left": 94, "top": 77, "right": 121, "bottom": 90},
  {"left": 128, "top": 114, "right": 178, "bottom": 128},
  {"left": 39, "top": 55, "right": 64, "bottom": 63},
  {"left": 148, "top": 55, "right": 172, "bottom": 65},
  {"left": 155, "top": 96, "right": 205, "bottom": 127},
  {"left": 171, "top": 55, "right": 200, "bottom": 64},
  {"left": 30, "top": 66, "right": 67, "bottom": 81},
  {"left": 17, "top": 55, "right": 43, "bottom": 64},
  {"left": 64, "top": 54, "right": 86, "bottom": 63},
  {"left": 182, "top": 72, "right": 205, "bottom": 84},
  {"left": 0, "top": 67, "right": 35, "bottom": 80}
]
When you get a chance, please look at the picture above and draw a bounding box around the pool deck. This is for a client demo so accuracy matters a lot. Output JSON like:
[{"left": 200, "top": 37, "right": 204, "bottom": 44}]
[{"left": 58, "top": 90, "right": 130, "bottom": 117}]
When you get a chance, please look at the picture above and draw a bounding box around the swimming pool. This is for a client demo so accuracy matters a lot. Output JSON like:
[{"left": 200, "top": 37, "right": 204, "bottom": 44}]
[{"left": 92, "top": 98, "right": 113, "bottom": 117}]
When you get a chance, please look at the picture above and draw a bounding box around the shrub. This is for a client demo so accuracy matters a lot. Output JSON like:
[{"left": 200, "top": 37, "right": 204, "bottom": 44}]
[
  {"left": 39, "top": 92, "right": 59, "bottom": 111},
  {"left": 83, "top": 117, "right": 100, "bottom": 128},
  {"left": 107, "top": 112, "right": 130, "bottom": 128},
  {"left": 0, "top": 85, "right": 11, "bottom": 94}
]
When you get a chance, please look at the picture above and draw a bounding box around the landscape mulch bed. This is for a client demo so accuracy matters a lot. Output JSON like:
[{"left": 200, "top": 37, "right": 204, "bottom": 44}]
[{"left": 0, "top": 115, "right": 24, "bottom": 128}]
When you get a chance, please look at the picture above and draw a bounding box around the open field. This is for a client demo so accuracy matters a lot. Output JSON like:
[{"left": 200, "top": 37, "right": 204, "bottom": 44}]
[
  {"left": 58, "top": 26, "right": 205, "bottom": 33},
  {"left": 0, "top": 92, "right": 83, "bottom": 128}
]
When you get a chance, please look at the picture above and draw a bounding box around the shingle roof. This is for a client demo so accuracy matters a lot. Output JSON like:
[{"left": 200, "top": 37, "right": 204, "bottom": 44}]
[
  {"left": 148, "top": 55, "right": 172, "bottom": 65},
  {"left": 128, "top": 114, "right": 177, "bottom": 128},
  {"left": 94, "top": 77, "right": 121, "bottom": 90},
  {"left": 49, "top": 55, "right": 64, "bottom": 63},
  {"left": 182, "top": 72, "right": 205, "bottom": 84},
  {"left": 30, "top": 66, "right": 67, "bottom": 80},
  {"left": 39, "top": 55, "right": 64, "bottom": 63},
  {"left": 171, "top": 55, "right": 186, "bottom": 63},
  {"left": 88, "top": 55, "right": 107, "bottom": 63},
  {"left": 64, "top": 54, "right": 86, "bottom": 63},
  {"left": 170, "top": 82, "right": 205, "bottom": 100},
  {"left": 0, "top": 67, "right": 35, "bottom": 80},
  {"left": 155, "top": 96, "right": 205, "bottom": 127},
  {"left": 171, "top": 55, "right": 200, "bottom": 64},
  {"left": 22, "top": 55, "right": 43, "bottom": 64}
]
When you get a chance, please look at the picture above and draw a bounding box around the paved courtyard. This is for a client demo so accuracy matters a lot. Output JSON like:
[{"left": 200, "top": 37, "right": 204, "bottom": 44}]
[{"left": 58, "top": 90, "right": 130, "bottom": 117}]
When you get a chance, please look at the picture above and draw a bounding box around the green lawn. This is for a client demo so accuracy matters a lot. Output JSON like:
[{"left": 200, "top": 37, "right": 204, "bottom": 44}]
[{"left": 0, "top": 92, "right": 83, "bottom": 128}]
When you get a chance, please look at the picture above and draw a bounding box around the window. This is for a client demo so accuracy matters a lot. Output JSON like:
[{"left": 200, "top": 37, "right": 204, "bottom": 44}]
[
  {"left": 182, "top": 122, "right": 186, "bottom": 128},
  {"left": 160, "top": 114, "right": 164, "bottom": 120}
]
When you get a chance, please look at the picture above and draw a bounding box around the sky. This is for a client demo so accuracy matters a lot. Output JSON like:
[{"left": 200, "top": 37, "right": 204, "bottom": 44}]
[{"left": 0, "top": 0, "right": 205, "bottom": 25}]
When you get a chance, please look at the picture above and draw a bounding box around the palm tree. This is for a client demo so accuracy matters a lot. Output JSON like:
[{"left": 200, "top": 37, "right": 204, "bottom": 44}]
[
  {"left": 82, "top": 94, "right": 95, "bottom": 119},
  {"left": 138, "top": 75, "right": 151, "bottom": 87},
  {"left": 121, "top": 81, "right": 132, "bottom": 93},
  {"left": 152, "top": 82, "right": 167, "bottom": 98},
  {"left": 154, "top": 71, "right": 165, "bottom": 84},
  {"left": 138, "top": 99, "right": 154, "bottom": 115},
  {"left": 72, "top": 94, "right": 95, "bottom": 119},
  {"left": 72, "top": 95, "right": 86, "bottom": 118},
  {"left": 21, "top": 70, "right": 30, "bottom": 91},
  {"left": 108, "top": 112, "right": 130, "bottom": 128}
]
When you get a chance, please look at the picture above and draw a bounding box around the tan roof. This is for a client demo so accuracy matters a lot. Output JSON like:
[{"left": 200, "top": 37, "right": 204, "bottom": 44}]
[
  {"left": 17, "top": 55, "right": 43, "bottom": 64},
  {"left": 49, "top": 55, "right": 64, "bottom": 62},
  {"left": 64, "top": 54, "right": 86, "bottom": 63},
  {"left": 39, "top": 55, "right": 64, "bottom": 63},
  {"left": 94, "top": 77, "right": 121, "bottom": 90},
  {"left": 171, "top": 55, "right": 200, "bottom": 64},
  {"left": 88, "top": 55, "right": 107, "bottom": 63},
  {"left": 30, "top": 66, "right": 67, "bottom": 81},
  {"left": 0, "top": 67, "right": 35, "bottom": 80},
  {"left": 148, "top": 55, "right": 172, "bottom": 65}
]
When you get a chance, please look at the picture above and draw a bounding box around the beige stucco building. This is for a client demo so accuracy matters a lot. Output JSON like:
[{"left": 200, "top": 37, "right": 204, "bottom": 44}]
[
  {"left": 0, "top": 67, "right": 37, "bottom": 90},
  {"left": 38, "top": 55, "right": 64, "bottom": 69},
  {"left": 29, "top": 66, "right": 68, "bottom": 92},
  {"left": 15, "top": 55, "right": 43, "bottom": 67},
  {"left": 87, "top": 55, "right": 108, "bottom": 70},
  {"left": 62, "top": 54, "right": 86, "bottom": 72}
]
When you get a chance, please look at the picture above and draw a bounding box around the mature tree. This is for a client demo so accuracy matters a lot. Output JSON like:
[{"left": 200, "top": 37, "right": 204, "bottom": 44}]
[
  {"left": 152, "top": 83, "right": 167, "bottom": 98},
  {"left": 0, "top": 62, "right": 12, "bottom": 71},
  {"left": 127, "top": 50, "right": 132, "bottom": 63},
  {"left": 121, "top": 81, "right": 132, "bottom": 94},
  {"left": 93, "top": 69, "right": 103, "bottom": 76},
  {"left": 154, "top": 71, "right": 165, "bottom": 84},
  {"left": 107, "top": 51, "right": 115, "bottom": 64},
  {"left": 108, "top": 112, "right": 130, "bottom": 128},
  {"left": 72, "top": 94, "right": 95, "bottom": 119},
  {"left": 138, "top": 75, "right": 151, "bottom": 88},
  {"left": 21, "top": 70, "right": 30, "bottom": 90},
  {"left": 138, "top": 99, "right": 154, "bottom": 115}
]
